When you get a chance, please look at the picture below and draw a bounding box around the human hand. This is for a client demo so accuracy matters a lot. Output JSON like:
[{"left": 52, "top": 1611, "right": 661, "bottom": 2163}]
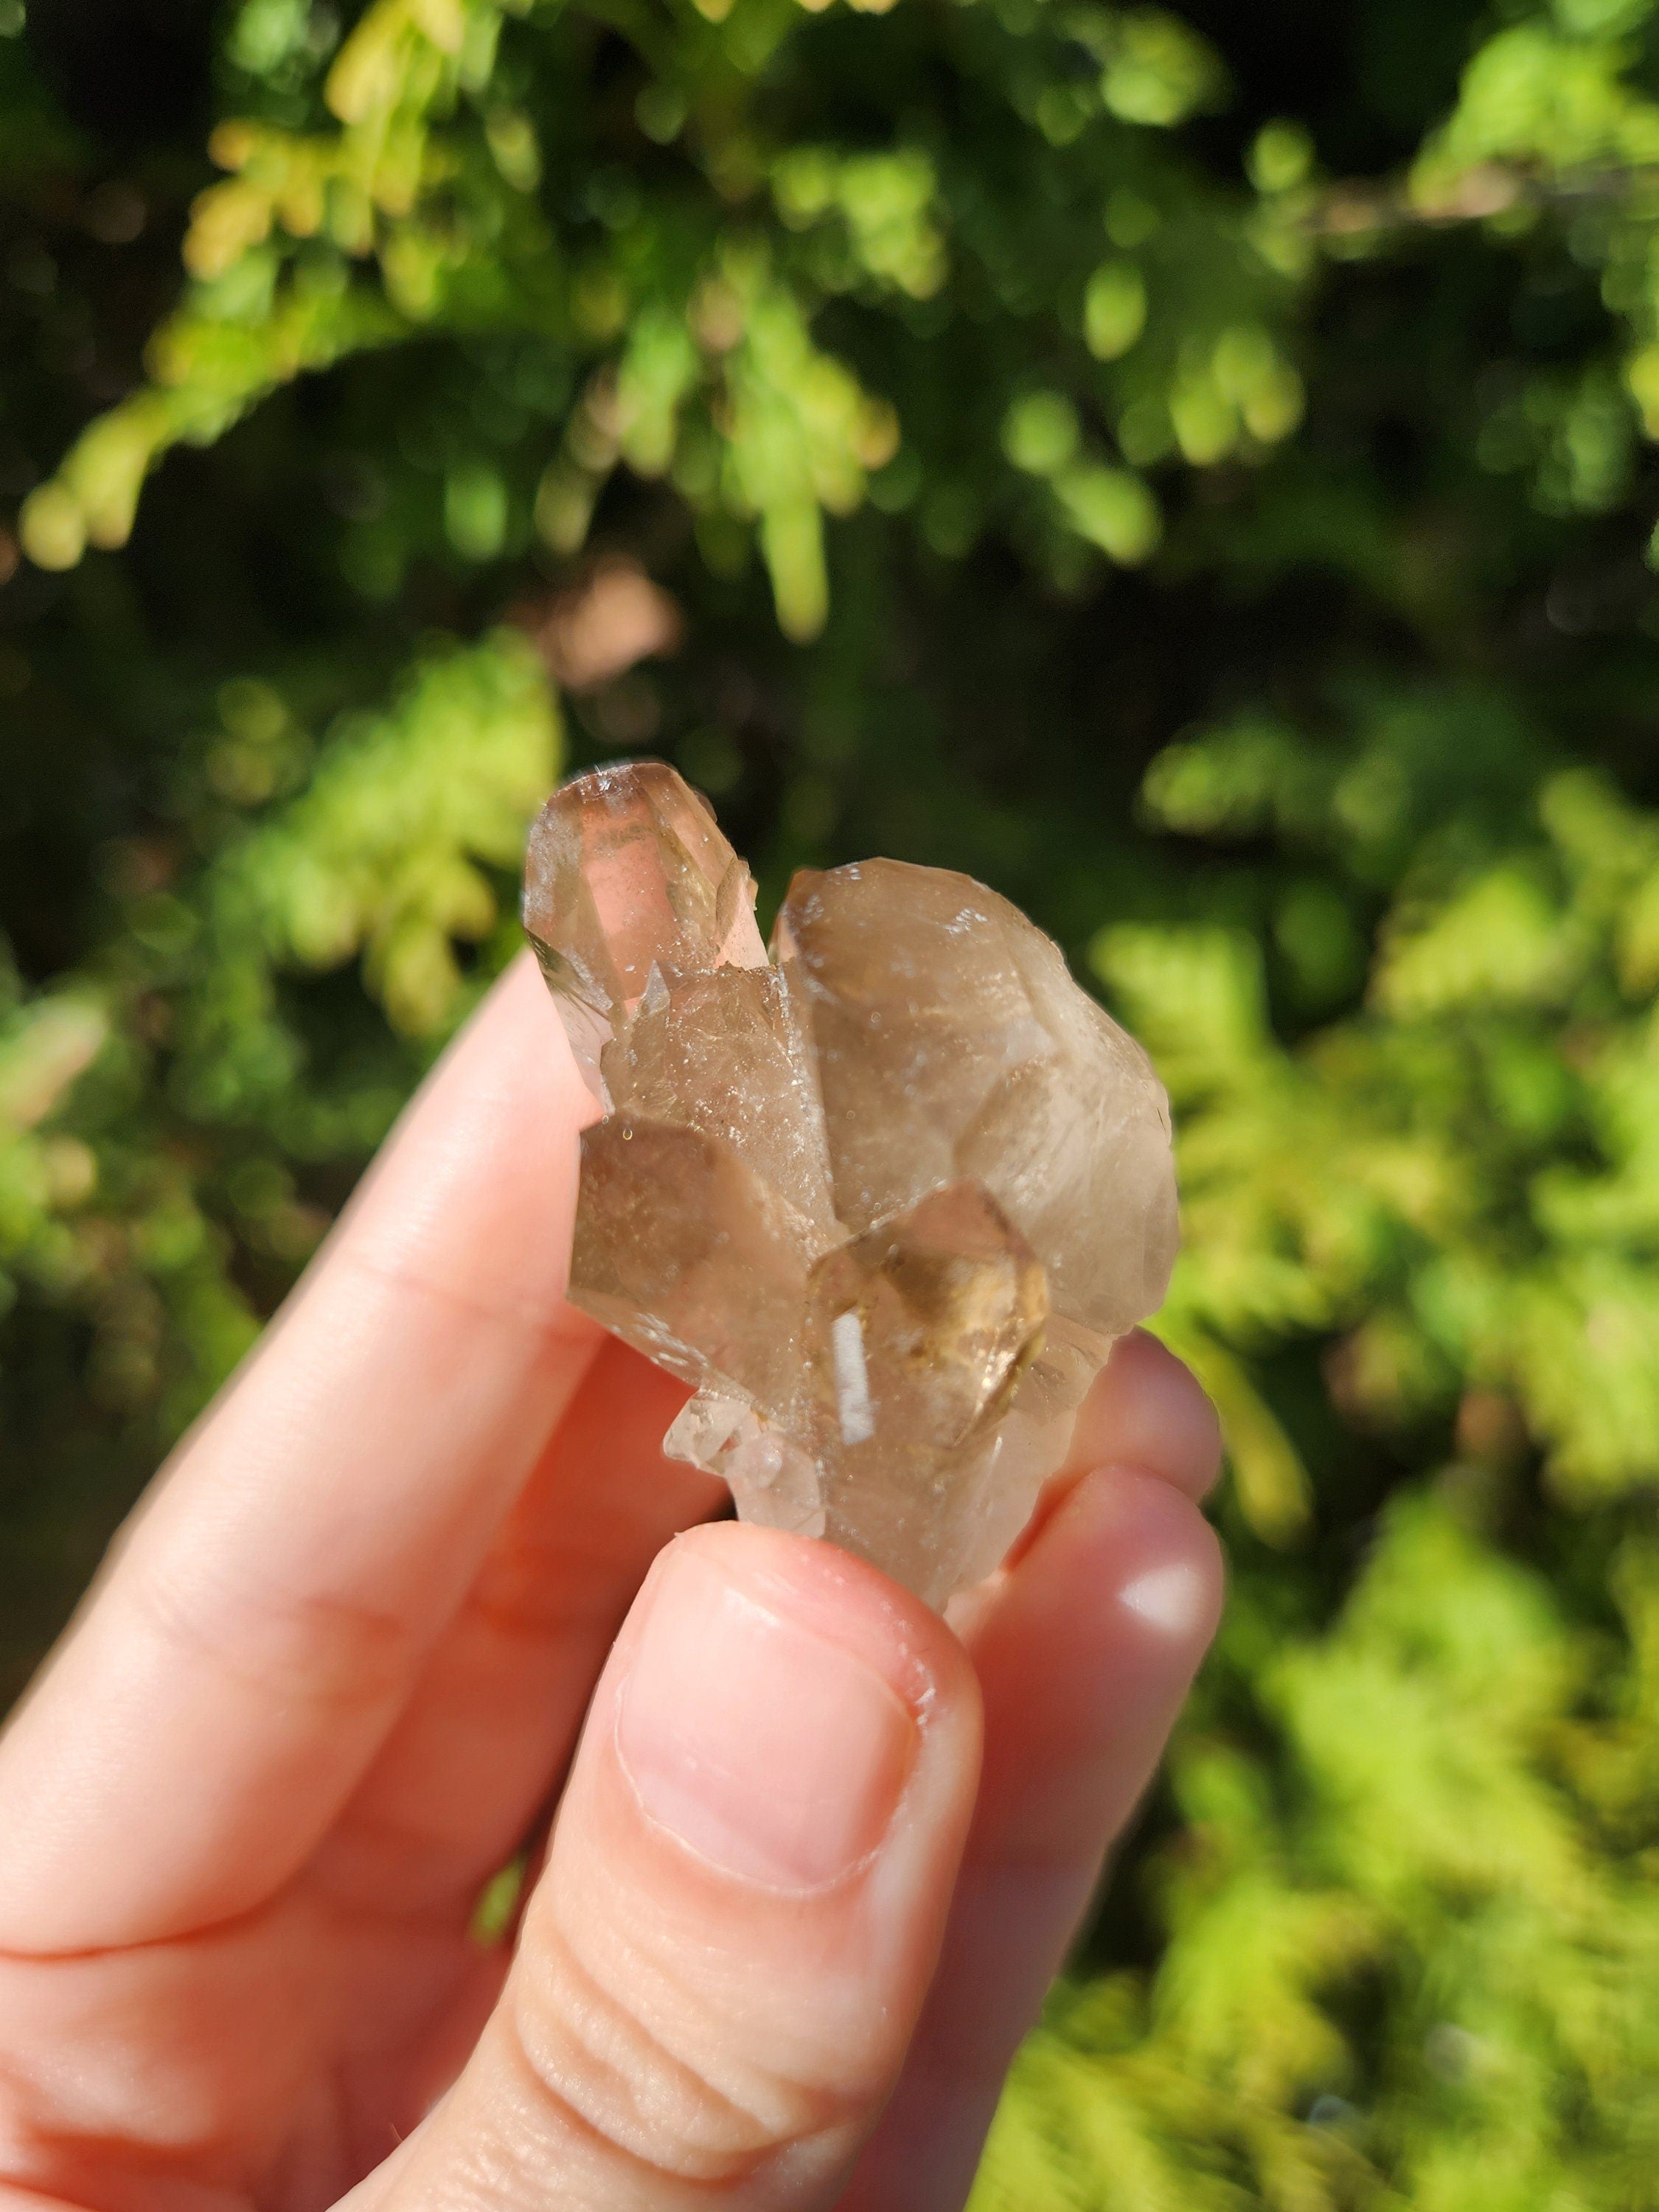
[{"left": 0, "top": 953, "right": 1222, "bottom": 2212}]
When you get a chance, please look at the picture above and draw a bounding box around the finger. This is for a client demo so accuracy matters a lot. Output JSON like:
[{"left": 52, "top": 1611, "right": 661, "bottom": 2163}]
[
  {"left": 308, "top": 1340, "right": 725, "bottom": 1919},
  {"left": 377, "top": 1523, "right": 981, "bottom": 2212},
  {"left": 970, "top": 1327, "right": 1220, "bottom": 1599},
  {"left": 846, "top": 1353, "right": 1224, "bottom": 2210},
  {"left": 1059, "top": 1326, "right": 1224, "bottom": 1498},
  {"left": 0, "top": 955, "right": 605, "bottom": 1952}
]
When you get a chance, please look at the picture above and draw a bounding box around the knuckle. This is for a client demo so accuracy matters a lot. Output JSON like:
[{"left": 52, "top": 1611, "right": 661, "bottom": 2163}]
[
  {"left": 507, "top": 1898, "right": 847, "bottom": 2188},
  {"left": 125, "top": 1546, "right": 416, "bottom": 1721},
  {"left": 463, "top": 1537, "right": 616, "bottom": 1650}
]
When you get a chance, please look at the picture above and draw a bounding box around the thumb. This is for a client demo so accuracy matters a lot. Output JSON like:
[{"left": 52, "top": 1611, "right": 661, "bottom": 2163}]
[{"left": 380, "top": 1523, "right": 983, "bottom": 2211}]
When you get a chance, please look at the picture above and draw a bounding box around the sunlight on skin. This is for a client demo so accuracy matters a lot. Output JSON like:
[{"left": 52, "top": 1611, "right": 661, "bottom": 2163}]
[
  {"left": 1119, "top": 1561, "right": 1215, "bottom": 1637},
  {"left": 0, "top": 958, "right": 1225, "bottom": 2212}
]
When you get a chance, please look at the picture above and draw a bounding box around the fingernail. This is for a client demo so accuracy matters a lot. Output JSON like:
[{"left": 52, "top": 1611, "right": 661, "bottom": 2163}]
[{"left": 616, "top": 1547, "right": 917, "bottom": 1892}]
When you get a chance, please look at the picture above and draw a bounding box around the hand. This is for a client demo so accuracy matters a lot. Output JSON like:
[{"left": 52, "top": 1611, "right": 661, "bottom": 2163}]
[{"left": 0, "top": 953, "right": 1222, "bottom": 2212}]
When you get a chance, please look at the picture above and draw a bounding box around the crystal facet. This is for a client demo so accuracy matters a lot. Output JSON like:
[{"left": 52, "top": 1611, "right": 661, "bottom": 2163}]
[
  {"left": 526, "top": 762, "right": 1179, "bottom": 1605},
  {"left": 524, "top": 761, "right": 767, "bottom": 1099}
]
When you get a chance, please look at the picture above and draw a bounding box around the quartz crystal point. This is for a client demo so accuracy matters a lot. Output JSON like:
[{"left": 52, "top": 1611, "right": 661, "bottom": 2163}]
[
  {"left": 525, "top": 762, "right": 1179, "bottom": 1606},
  {"left": 523, "top": 760, "right": 768, "bottom": 1099}
]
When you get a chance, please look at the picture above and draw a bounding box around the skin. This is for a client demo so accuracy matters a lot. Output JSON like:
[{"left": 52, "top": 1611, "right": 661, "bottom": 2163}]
[{"left": 0, "top": 953, "right": 1224, "bottom": 2212}]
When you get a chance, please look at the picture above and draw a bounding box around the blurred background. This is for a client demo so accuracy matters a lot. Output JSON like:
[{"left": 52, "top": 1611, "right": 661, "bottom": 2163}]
[{"left": 5, "top": 0, "right": 1659, "bottom": 2199}]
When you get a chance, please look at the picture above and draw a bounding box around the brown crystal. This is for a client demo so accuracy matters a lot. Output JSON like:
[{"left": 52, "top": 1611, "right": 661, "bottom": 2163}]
[
  {"left": 524, "top": 761, "right": 766, "bottom": 1097},
  {"left": 804, "top": 1182, "right": 1047, "bottom": 1458},
  {"left": 570, "top": 1116, "right": 818, "bottom": 1411},
  {"left": 777, "top": 859, "right": 1177, "bottom": 1338},
  {"left": 527, "top": 762, "right": 1179, "bottom": 1605},
  {"left": 601, "top": 967, "right": 836, "bottom": 1233}
]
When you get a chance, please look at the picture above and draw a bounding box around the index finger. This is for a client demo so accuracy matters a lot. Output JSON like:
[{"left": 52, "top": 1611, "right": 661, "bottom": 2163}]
[{"left": 0, "top": 955, "right": 605, "bottom": 1954}]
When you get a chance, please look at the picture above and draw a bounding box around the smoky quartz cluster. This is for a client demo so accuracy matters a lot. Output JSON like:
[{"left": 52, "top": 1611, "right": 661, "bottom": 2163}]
[{"left": 525, "top": 762, "right": 1178, "bottom": 1606}]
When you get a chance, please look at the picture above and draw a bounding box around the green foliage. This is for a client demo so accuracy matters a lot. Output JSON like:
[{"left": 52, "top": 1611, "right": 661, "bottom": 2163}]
[
  {"left": 1103, "top": 726, "right": 1659, "bottom": 1514},
  {"left": 0, "top": 620, "right": 556, "bottom": 1680},
  {"left": 224, "top": 634, "right": 558, "bottom": 1034},
  {"left": 15, "top": 0, "right": 1309, "bottom": 618},
  {"left": 7, "top": 0, "right": 1659, "bottom": 2199},
  {"left": 980, "top": 1497, "right": 1659, "bottom": 2208}
]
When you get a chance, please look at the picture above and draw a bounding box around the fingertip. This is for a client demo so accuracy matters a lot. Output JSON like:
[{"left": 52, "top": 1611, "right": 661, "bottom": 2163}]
[
  {"left": 333, "top": 947, "right": 606, "bottom": 1339},
  {"left": 564, "top": 1520, "right": 981, "bottom": 1927},
  {"left": 492, "top": 941, "right": 549, "bottom": 1000},
  {"left": 969, "top": 1465, "right": 1223, "bottom": 1837},
  {"left": 635, "top": 1520, "right": 981, "bottom": 1754},
  {"left": 990, "top": 1462, "right": 1223, "bottom": 1671},
  {"left": 1062, "top": 1329, "right": 1223, "bottom": 1500},
  {"left": 459, "top": 947, "right": 599, "bottom": 1129},
  {"left": 1082, "top": 1464, "right": 1225, "bottom": 1652}
]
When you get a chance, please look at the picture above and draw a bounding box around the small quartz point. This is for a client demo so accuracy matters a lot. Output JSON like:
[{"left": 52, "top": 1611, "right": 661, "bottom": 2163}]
[
  {"left": 526, "top": 763, "right": 1178, "bottom": 1607},
  {"left": 523, "top": 761, "right": 767, "bottom": 1099}
]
